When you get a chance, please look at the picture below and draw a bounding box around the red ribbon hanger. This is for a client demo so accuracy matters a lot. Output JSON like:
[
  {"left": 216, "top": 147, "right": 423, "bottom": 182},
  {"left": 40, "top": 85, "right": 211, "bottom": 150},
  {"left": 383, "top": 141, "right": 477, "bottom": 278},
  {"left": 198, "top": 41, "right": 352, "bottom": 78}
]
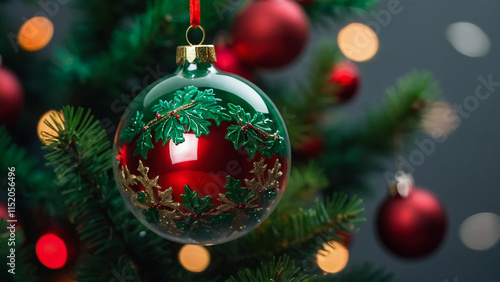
[{"left": 190, "top": 0, "right": 200, "bottom": 28}]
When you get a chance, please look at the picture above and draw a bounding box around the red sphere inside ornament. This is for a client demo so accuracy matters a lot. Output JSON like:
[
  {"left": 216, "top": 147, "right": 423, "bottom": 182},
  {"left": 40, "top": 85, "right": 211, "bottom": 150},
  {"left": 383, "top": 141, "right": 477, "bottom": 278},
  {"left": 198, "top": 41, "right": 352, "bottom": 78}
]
[
  {"left": 214, "top": 45, "right": 254, "bottom": 82},
  {"left": 0, "top": 67, "right": 24, "bottom": 124},
  {"left": 376, "top": 187, "right": 447, "bottom": 258},
  {"left": 327, "top": 61, "right": 360, "bottom": 103},
  {"left": 232, "top": 0, "right": 310, "bottom": 69}
]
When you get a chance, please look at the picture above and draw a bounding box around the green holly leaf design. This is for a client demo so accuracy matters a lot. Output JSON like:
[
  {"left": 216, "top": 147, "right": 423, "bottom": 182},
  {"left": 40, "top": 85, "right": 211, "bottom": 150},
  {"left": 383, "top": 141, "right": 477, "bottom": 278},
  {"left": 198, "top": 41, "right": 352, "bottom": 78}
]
[
  {"left": 143, "top": 207, "right": 159, "bottom": 223},
  {"left": 179, "top": 111, "right": 211, "bottom": 138},
  {"left": 121, "top": 111, "right": 145, "bottom": 142},
  {"left": 180, "top": 185, "right": 214, "bottom": 215},
  {"left": 194, "top": 89, "right": 231, "bottom": 125},
  {"left": 137, "top": 191, "right": 149, "bottom": 203},
  {"left": 224, "top": 176, "right": 253, "bottom": 205},
  {"left": 153, "top": 116, "right": 185, "bottom": 145},
  {"left": 152, "top": 100, "right": 174, "bottom": 115},
  {"left": 226, "top": 125, "right": 246, "bottom": 150},
  {"left": 225, "top": 103, "right": 284, "bottom": 158},
  {"left": 135, "top": 128, "right": 154, "bottom": 159}
]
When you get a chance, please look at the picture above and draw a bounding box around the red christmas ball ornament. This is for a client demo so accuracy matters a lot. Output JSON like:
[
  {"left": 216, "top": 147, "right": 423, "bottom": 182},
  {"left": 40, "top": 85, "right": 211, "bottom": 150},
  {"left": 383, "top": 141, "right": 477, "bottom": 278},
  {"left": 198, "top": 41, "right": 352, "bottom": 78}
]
[
  {"left": 0, "top": 66, "right": 24, "bottom": 124},
  {"left": 376, "top": 185, "right": 447, "bottom": 258},
  {"left": 327, "top": 61, "right": 360, "bottom": 103},
  {"left": 295, "top": 136, "right": 323, "bottom": 159},
  {"left": 232, "top": 0, "right": 310, "bottom": 69},
  {"left": 214, "top": 45, "right": 254, "bottom": 81}
]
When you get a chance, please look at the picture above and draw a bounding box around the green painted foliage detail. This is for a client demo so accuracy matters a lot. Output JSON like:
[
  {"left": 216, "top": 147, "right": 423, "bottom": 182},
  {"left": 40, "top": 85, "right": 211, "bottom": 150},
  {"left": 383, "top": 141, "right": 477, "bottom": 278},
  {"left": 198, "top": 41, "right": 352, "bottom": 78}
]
[
  {"left": 224, "top": 175, "right": 253, "bottom": 205},
  {"left": 180, "top": 185, "right": 214, "bottom": 215},
  {"left": 143, "top": 207, "right": 159, "bottom": 224},
  {"left": 120, "top": 112, "right": 145, "bottom": 143}
]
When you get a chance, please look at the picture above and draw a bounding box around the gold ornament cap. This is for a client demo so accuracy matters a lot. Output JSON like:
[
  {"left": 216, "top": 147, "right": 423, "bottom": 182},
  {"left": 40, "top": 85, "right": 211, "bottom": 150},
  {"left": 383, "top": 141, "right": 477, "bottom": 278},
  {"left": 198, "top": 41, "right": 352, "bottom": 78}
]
[{"left": 176, "top": 44, "right": 217, "bottom": 64}]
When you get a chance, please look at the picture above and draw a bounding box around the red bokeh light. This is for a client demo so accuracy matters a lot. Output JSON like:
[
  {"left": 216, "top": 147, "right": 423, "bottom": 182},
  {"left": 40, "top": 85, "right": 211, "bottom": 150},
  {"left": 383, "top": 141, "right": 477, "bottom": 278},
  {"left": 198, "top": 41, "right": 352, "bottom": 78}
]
[{"left": 35, "top": 234, "right": 68, "bottom": 269}]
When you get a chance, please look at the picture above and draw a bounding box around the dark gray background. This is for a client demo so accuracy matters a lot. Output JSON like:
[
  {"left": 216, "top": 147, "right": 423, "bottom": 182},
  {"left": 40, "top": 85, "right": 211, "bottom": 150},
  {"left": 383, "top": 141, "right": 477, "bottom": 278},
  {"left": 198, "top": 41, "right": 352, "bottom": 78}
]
[
  {"left": 3, "top": 0, "right": 500, "bottom": 281},
  {"left": 341, "top": 0, "right": 500, "bottom": 281}
]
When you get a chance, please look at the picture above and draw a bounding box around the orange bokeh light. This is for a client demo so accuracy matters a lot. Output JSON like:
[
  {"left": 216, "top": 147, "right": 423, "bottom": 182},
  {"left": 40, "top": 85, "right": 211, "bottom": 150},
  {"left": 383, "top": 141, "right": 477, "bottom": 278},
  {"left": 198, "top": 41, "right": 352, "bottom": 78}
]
[
  {"left": 18, "top": 16, "right": 54, "bottom": 51},
  {"left": 316, "top": 241, "right": 349, "bottom": 274},
  {"left": 338, "top": 23, "right": 379, "bottom": 62},
  {"left": 178, "top": 245, "right": 210, "bottom": 272}
]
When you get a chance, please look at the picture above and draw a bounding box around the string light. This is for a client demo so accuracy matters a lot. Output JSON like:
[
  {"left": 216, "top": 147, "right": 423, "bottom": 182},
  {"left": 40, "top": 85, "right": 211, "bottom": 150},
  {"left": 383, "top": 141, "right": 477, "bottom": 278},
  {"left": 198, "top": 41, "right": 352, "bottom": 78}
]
[
  {"left": 36, "top": 234, "right": 68, "bottom": 269},
  {"left": 178, "top": 244, "right": 210, "bottom": 272},
  {"left": 337, "top": 23, "right": 379, "bottom": 62},
  {"left": 316, "top": 241, "right": 349, "bottom": 274},
  {"left": 18, "top": 16, "right": 54, "bottom": 51},
  {"left": 37, "top": 110, "right": 64, "bottom": 144}
]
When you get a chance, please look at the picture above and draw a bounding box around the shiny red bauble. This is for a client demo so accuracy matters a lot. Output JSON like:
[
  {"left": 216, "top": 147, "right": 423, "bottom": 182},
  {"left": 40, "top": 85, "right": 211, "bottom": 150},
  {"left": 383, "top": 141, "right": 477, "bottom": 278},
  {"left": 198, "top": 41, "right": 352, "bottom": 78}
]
[
  {"left": 327, "top": 61, "right": 360, "bottom": 103},
  {"left": 232, "top": 0, "right": 310, "bottom": 69},
  {"left": 214, "top": 45, "right": 254, "bottom": 81},
  {"left": 376, "top": 187, "right": 447, "bottom": 258},
  {"left": 119, "top": 121, "right": 288, "bottom": 209},
  {"left": 0, "top": 66, "right": 24, "bottom": 124},
  {"left": 295, "top": 136, "right": 323, "bottom": 159}
]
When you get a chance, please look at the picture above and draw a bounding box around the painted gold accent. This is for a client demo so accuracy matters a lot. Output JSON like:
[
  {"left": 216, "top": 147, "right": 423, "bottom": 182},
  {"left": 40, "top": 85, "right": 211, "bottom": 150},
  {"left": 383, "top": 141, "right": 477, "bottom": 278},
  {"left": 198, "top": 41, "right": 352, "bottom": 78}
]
[{"left": 176, "top": 44, "right": 217, "bottom": 64}]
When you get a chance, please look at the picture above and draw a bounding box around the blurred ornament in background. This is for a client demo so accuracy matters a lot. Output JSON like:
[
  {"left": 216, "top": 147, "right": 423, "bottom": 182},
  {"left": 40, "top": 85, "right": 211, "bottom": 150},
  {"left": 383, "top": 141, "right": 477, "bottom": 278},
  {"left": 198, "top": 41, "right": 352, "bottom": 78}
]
[
  {"left": 18, "top": 16, "right": 54, "bottom": 52},
  {"left": 459, "top": 212, "right": 500, "bottom": 251},
  {"left": 214, "top": 45, "right": 254, "bottom": 81},
  {"left": 446, "top": 22, "right": 490, "bottom": 58},
  {"left": 0, "top": 64, "right": 24, "bottom": 124},
  {"left": 337, "top": 23, "right": 379, "bottom": 62},
  {"left": 376, "top": 172, "right": 447, "bottom": 258},
  {"left": 232, "top": 0, "right": 310, "bottom": 69},
  {"left": 324, "top": 60, "right": 360, "bottom": 103},
  {"left": 178, "top": 244, "right": 211, "bottom": 272},
  {"left": 421, "top": 101, "right": 457, "bottom": 138},
  {"left": 295, "top": 136, "right": 324, "bottom": 159},
  {"left": 316, "top": 241, "right": 349, "bottom": 274},
  {"left": 37, "top": 110, "right": 65, "bottom": 145}
]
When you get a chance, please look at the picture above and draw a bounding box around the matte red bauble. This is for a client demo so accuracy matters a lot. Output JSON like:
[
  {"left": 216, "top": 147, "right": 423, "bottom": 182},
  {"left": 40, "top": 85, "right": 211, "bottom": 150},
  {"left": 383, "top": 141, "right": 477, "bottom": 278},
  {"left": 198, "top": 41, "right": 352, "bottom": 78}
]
[
  {"left": 327, "top": 61, "right": 360, "bottom": 103},
  {"left": 376, "top": 187, "right": 447, "bottom": 258},
  {"left": 0, "top": 66, "right": 24, "bottom": 124},
  {"left": 232, "top": 0, "right": 310, "bottom": 69},
  {"left": 214, "top": 45, "right": 254, "bottom": 81},
  {"left": 295, "top": 136, "right": 323, "bottom": 159}
]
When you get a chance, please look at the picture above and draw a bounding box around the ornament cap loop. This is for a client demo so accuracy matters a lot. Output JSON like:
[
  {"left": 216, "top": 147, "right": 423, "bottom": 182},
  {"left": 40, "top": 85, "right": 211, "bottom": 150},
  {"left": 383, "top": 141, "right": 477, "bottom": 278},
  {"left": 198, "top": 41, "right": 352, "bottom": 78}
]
[
  {"left": 389, "top": 171, "right": 414, "bottom": 198},
  {"left": 185, "top": 25, "right": 206, "bottom": 46},
  {"left": 176, "top": 44, "right": 217, "bottom": 64}
]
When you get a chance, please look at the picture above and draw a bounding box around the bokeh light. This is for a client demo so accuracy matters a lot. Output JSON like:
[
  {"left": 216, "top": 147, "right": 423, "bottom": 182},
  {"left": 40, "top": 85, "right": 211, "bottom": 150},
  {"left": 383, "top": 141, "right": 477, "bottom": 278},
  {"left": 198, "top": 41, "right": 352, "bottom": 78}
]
[
  {"left": 459, "top": 212, "right": 500, "bottom": 251},
  {"left": 446, "top": 22, "right": 490, "bottom": 57},
  {"left": 337, "top": 23, "right": 379, "bottom": 62},
  {"left": 316, "top": 241, "right": 349, "bottom": 274},
  {"left": 421, "top": 101, "right": 458, "bottom": 138},
  {"left": 18, "top": 16, "right": 54, "bottom": 51},
  {"left": 36, "top": 234, "right": 68, "bottom": 269},
  {"left": 178, "top": 245, "right": 210, "bottom": 272},
  {"left": 37, "top": 110, "right": 64, "bottom": 144}
]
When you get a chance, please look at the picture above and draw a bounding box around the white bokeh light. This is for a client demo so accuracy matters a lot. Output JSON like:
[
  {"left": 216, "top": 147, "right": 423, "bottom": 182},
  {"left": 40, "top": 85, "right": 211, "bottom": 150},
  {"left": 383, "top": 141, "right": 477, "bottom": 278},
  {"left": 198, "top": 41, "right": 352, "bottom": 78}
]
[
  {"left": 446, "top": 22, "right": 490, "bottom": 57},
  {"left": 459, "top": 213, "right": 500, "bottom": 251}
]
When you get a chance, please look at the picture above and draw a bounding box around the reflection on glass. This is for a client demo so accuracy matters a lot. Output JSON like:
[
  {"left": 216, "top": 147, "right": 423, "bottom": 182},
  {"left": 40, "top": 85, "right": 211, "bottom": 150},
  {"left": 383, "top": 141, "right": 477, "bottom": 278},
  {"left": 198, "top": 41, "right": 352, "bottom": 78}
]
[{"left": 169, "top": 133, "right": 199, "bottom": 164}]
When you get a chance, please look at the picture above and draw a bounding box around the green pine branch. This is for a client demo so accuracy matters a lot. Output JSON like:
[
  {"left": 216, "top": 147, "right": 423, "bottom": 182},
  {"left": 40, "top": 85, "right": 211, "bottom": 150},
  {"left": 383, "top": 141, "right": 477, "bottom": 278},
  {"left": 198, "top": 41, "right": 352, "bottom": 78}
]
[
  {"left": 226, "top": 255, "right": 315, "bottom": 282},
  {"left": 212, "top": 192, "right": 364, "bottom": 269},
  {"left": 303, "top": 0, "right": 380, "bottom": 19},
  {"left": 321, "top": 70, "right": 439, "bottom": 192},
  {"left": 0, "top": 126, "right": 62, "bottom": 217},
  {"left": 318, "top": 263, "right": 394, "bottom": 282},
  {"left": 42, "top": 106, "right": 175, "bottom": 281}
]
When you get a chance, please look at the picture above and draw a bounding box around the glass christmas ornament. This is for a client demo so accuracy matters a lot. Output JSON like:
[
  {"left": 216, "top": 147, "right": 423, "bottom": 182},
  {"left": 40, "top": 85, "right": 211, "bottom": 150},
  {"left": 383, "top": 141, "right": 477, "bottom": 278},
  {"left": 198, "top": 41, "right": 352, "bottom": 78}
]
[{"left": 113, "top": 41, "right": 290, "bottom": 245}]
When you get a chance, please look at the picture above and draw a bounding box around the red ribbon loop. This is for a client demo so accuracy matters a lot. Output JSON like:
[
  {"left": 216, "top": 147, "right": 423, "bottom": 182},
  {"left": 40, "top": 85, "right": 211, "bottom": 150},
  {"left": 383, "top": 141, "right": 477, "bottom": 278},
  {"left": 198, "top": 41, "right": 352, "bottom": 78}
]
[{"left": 190, "top": 0, "right": 201, "bottom": 28}]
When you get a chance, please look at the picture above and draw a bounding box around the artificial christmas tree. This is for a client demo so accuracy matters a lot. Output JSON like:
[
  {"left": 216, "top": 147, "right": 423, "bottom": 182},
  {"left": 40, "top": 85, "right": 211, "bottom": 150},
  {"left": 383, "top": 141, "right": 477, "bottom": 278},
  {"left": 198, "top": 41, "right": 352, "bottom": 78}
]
[{"left": 0, "top": 0, "right": 450, "bottom": 281}]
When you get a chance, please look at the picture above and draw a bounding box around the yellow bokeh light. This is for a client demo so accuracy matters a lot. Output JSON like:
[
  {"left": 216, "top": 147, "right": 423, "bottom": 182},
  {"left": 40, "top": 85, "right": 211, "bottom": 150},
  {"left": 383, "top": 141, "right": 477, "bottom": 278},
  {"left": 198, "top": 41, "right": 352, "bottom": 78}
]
[
  {"left": 338, "top": 23, "right": 379, "bottom": 62},
  {"left": 316, "top": 241, "right": 349, "bottom": 274},
  {"left": 37, "top": 110, "right": 64, "bottom": 144},
  {"left": 18, "top": 16, "right": 54, "bottom": 51},
  {"left": 178, "top": 245, "right": 210, "bottom": 273},
  {"left": 422, "top": 101, "right": 458, "bottom": 138}
]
